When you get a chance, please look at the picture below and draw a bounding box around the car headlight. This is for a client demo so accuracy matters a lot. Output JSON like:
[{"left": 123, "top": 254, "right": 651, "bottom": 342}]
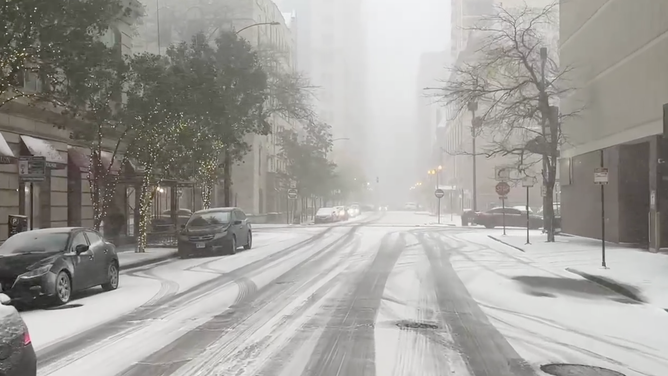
[
  {"left": 19, "top": 264, "right": 53, "bottom": 279},
  {"left": 213, "top": 231, "right": 228, "bottom": 239}
]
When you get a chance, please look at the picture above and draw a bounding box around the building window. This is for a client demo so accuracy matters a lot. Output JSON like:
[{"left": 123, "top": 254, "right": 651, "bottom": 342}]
[{"left": 23, "top": 70, "right": 42, "bottom": 92}]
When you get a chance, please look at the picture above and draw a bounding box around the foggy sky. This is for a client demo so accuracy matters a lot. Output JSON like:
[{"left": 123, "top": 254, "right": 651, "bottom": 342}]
[{"left": 364, "top": 0, "right": 450, "bottom": 204}]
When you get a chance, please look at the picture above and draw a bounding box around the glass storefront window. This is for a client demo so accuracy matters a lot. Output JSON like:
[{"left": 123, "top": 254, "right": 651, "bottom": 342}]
[{"left": 21, "top": 183, "right": 40, "bottom": 230}]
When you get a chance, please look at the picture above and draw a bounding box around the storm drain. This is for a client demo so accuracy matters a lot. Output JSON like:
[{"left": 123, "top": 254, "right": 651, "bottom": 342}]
[
  {"left": 395, "top": 320, "right": 439, "bottom": 330},
  {"left": 541, "top": 364, "right": 625, "bottom": 376},
  {"left": 45, "top": 303, "right": 83, "bottom": 310}
]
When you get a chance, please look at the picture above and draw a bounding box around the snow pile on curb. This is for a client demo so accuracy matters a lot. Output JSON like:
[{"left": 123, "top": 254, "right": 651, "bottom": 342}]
[{"left": 485, "top": 229, "right": 668, "bottom": 309}]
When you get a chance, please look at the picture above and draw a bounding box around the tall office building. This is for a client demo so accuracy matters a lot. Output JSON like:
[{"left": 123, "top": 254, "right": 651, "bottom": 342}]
[
  {"left": 274, "top": 0, "right": 368, "bottom": 170},
  {"left": 559, "top": 1, "right": 668, "bottom": 247},
  {"left": 415, "top": 51, "right": 449, "bottom": 175}
]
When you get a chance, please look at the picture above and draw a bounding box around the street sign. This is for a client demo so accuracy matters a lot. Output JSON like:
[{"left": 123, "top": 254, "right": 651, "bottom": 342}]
[
  {"left": 522, "top": 176, "right": 537, "bottom": 187},
  {"left": 495, "top": 166, "right": 511, "bottom": 182},
  {"left": 434, "top": 188, "right": 445, "bottom": 198},
  {"left": 287, "top": 188, "right": 298, "bottom": 199},
  {"left": 495, "top": 181, "right": 510, "bottom": 196},
  {"left": 18, "top": 156, "right": 46, "bottom": 182},
  {"left": 594, "top": 167, "right": 608, "bottom": 184}
]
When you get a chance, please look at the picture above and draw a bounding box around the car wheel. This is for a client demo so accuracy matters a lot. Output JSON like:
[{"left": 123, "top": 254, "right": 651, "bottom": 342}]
[
  {"left": 54, "top": 271, "right": 72, "bottom": 305},
  {"left": 228, "top": 236, "right": 237, "bottom": 255},
  {"left": 244, "top": 231, "right": 253, "bottom": 250},
  {"left": 101, "top": 262, "right": 119, "bottom": 291}
]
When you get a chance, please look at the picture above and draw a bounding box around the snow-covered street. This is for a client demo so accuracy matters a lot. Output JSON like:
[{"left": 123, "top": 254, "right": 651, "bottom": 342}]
[{"left": 19, "top": 212, "right": 668, "bottom": 376}]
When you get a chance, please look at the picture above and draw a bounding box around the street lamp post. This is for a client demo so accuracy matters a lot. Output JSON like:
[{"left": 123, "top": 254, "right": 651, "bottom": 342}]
[
  {"left": 467, "top": 101, "right": 480, "bottom": 211},
  {"left": 540, "top": 46, "right": 549, "bottom": 233},
  {"left": 207, "top": 21, "right": 280, "bottom": 41}
]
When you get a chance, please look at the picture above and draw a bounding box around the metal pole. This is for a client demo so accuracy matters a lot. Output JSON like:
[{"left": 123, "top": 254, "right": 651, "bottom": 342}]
[
  {"left": 601, "top": 149, "right": 606, "bottom": 267},
  {"left": 450, "top": 192, "right": 454, "bottom": 221},
  {"left": 471, "top": 113, "right": 478, "bottom": 212},
  {"left": 526, "top": 186, "right": 530, "bottom": 244},
  {"left": 436, "top": 173, "right": 440, "bottom": 221},
  {"left": 502, "top": 196, "right": 507, "bottom": 235},
  {"left": 29, "top": 182, "right": 34, "bottom": 230}
]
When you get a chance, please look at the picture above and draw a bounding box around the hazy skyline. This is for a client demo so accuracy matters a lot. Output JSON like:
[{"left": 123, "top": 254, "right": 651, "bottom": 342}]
[{"left": 365, "top": 0, "right": 450, "bottom": 203}]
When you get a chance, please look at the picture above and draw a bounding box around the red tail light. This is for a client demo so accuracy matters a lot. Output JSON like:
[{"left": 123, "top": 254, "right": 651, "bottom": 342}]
[{"left": 23, "top": 327, "right": 32, "bottom": 346}]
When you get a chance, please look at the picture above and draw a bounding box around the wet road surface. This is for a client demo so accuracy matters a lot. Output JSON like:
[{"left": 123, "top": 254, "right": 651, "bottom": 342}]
[{"left": 28, "top": 212, "right": 537, "bottom": 376}]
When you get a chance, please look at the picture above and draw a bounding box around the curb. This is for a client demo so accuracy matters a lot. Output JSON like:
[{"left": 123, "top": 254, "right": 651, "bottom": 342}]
[
  {"left": 487, "top": 235, "right": 526, "bottom": 252},
  {"left": 565, "top": 268, "right": 645, "bottom": 303},
  {"left": 119, "top": 250, "right": 178, "bottom": 271}
]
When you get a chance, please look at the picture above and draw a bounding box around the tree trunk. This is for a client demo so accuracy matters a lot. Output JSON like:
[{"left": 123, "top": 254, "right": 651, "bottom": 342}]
[
  {"left": 201, "top": 181, "right": 212, "bottom": 209},
  {"left": 137, "top": 174, "right": 154, "bottom": 253},
  {"left": 223, "top": 150, "right": 232, "bottom": 206}
]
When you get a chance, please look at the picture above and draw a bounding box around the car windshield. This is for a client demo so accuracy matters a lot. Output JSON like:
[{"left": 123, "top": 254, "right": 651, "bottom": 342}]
[
  {"left": 0, "top": 232, "right": 70, "bottom": 255},
  {"left": 187, "top": 212, "right": 231, "bottom": 226}
]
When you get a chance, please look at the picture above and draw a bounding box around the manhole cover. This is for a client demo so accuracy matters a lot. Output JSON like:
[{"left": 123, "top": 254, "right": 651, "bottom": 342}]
[
  {"left": 541, "top": 364, "right": 625, "bottom": 376},
  {"left": 395, "top": 320, "right": 439, "bottom": 330},
  {"left": 528, "top": 291, "right": 556, "bottom": 298},
  {"left": 45, "top": 303, "right": 83, "bottom": 310}
]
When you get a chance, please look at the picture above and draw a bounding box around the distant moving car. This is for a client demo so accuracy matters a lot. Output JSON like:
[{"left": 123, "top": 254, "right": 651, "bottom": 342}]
[
  {"left": 347, "top": 204, "right": 360, "bottom": 217},
  {"left": 334, "top": 206, "right": 349, "bottom": 221},
  {"left": 315, "top": 208, "right": 338, "bottom": 223},
  {"left": 473, "top": 207, "right": 543, "bottom": 229},
  {"left": 0, "top": 293, "right": 36, "bottom": 375},
  {"left": 0, "top": 228, "right": 120, "bottom": 306},
  {"left": 403, "top": 202, "right": 418, "bottom": 211},
  {"left": 177, "top": 207, "right": 252, "bottom": 258}
]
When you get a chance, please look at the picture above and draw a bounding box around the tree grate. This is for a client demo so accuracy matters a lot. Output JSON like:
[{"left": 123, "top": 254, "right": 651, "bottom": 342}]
[
  {"left": 395, "top": 320, "right": 439, "bottom": 330},
  {"left": 541, "top": 364, "right": 626, "bottom": 376}
]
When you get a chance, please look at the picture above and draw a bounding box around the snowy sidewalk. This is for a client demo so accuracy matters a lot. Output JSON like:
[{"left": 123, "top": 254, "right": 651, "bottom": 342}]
[
  {"left": 485, "top": 229, "right": 668, "bottom": 309},
  {"left": 117, "top": 248, "right": 177, "bottom": 270}
]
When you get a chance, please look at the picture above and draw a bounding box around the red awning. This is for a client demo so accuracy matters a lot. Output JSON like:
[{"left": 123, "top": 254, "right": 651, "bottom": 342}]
[
  {"left": 0, "top": 132, "right": 15, "bottom": 164},
  {"left": 100, "top": 151, "right": 122, "bottom": 174},
  {"left": 68, "top": 146, "right": 89, "bottom": 173},
  {"left": 67, "top": 146, "right": 122, "bottom": 175},
  {"left": 20, "top": 135, "right": 67, "bottom": 168}
]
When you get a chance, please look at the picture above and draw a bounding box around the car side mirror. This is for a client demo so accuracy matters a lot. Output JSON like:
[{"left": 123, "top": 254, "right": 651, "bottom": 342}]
[
  {"left": 0, "top": 293, "right": 11, "bottom": 305},
  {"left": 75, "top": 244, "right": 89, "bottom": 255},
  {"left": 234, "top": 220, "right": 242, "bottom": 225},
  {"left": 180, "top": 224, "right": 186, "bottom": 230}
]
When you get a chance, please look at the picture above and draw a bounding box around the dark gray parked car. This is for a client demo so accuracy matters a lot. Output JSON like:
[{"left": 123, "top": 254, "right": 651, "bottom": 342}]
[
  {"left": 0, "top": 293, "right": 36, "bottom": 376},
  {"left": 0, "top": 228, "right": 120, "bottom": 306},
  {"left": 177, "top": 207, "right": 252, "bottom": 258}
]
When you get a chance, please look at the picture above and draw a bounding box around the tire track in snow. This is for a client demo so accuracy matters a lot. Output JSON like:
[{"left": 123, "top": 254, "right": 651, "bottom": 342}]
[
  {"left": 374, "top": 231, "right": 468, "bottom": 376},
  {"left": 116, "top": 222, "right": 370, "bottom": 376},
  {"left": 36, "top": 224, "right": 339, "bottom": 374},
  {"left": 415, "top": 231, "right": 537, "bottom": 376},
  {"left": 301, "top": 232, "right": 406, "bottom": 376},
  {"left": 125, "top": 269, "right": 180, "bottom": 307}
]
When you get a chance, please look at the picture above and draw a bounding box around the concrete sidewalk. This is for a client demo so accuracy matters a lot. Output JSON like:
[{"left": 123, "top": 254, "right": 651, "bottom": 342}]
[
  {"left": 486, "top": 229, "right": 668, "bottom": 309},
  {"left": 117, "top": 247, "right": 178, "bottom": 270}
]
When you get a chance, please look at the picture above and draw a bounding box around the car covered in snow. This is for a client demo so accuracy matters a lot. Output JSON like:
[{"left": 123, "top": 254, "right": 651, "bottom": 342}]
[{"left": 0, "top": 293, "right": 36, "bottom": 375}]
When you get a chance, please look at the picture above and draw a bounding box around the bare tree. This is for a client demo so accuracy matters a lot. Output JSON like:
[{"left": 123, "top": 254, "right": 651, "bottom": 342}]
[
  {"left": 437, "top": 1, "right": 580, "bottom": 242},
  {"left": 257, "top": 43, "right": 317, "bottom": 122}
]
